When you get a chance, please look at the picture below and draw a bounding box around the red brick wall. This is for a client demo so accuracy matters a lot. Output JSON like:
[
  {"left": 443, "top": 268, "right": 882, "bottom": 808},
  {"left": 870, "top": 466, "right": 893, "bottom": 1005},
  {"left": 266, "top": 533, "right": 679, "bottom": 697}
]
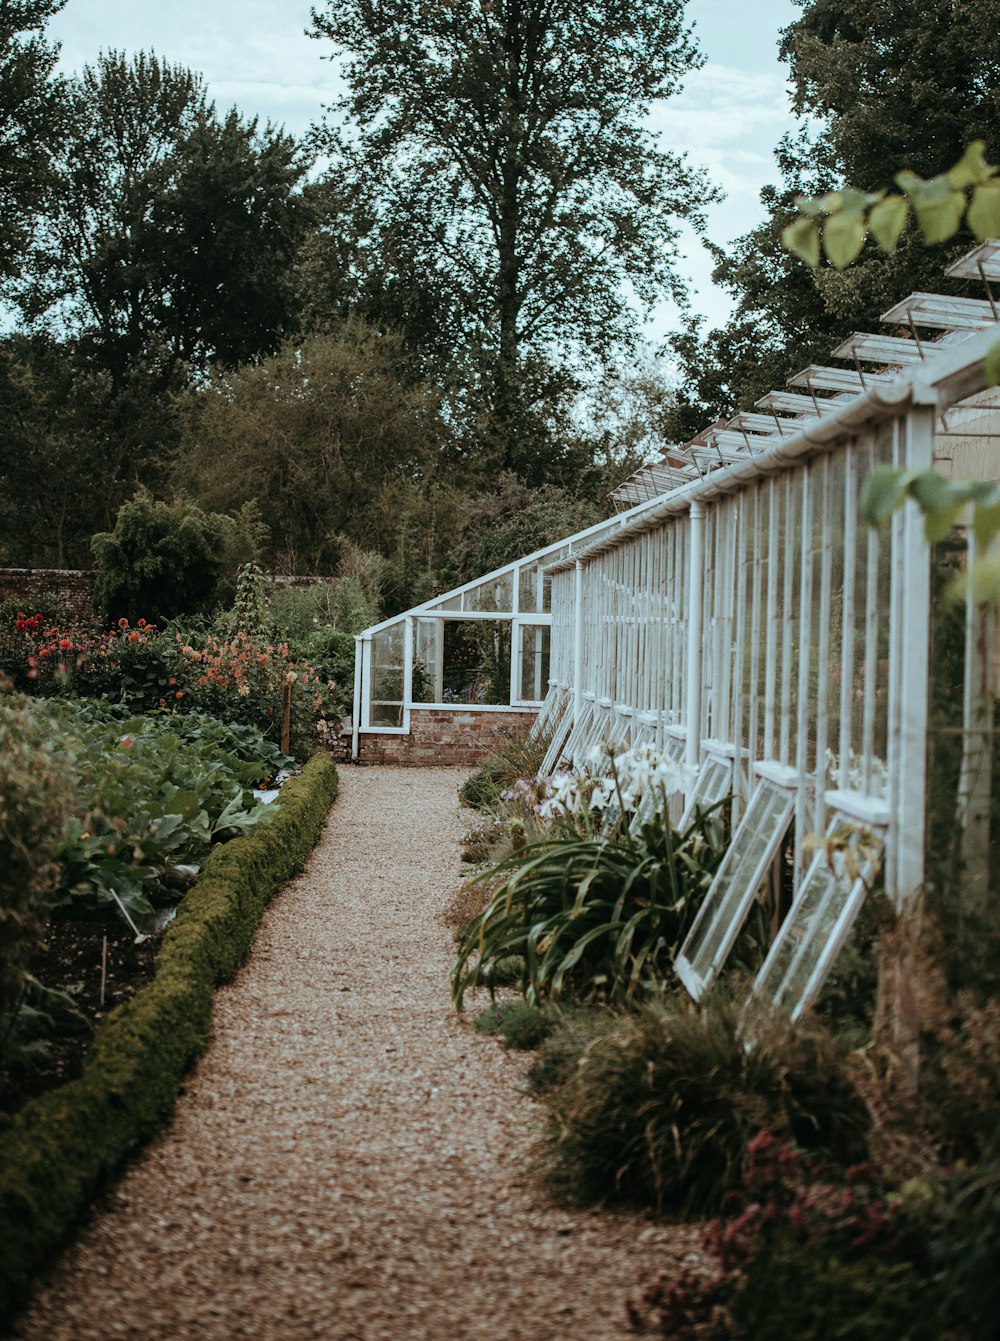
[
  {"left": 358, "top": 707, "right": 538, "bottom": 767},
  {"left": 0, "top": 568, "right": 97, "bottom": 621}
]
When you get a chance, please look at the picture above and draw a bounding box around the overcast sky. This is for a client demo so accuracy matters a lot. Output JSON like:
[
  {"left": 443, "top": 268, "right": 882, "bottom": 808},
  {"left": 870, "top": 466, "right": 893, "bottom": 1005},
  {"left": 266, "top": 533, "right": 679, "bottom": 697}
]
[{"left": 47, "top": 0, "right": 801, "bottom": 343}]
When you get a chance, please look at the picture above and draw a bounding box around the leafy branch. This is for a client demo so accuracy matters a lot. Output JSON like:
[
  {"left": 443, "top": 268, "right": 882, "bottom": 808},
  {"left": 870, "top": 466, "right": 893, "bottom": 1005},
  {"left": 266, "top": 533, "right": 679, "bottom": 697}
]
[
  {"left": 781, "top": 140, "right": 1000, "bottom": 271},
  {"left": 861, "top": 467, "right": 1000, "bottom": 603},
  {"left": 781, "top": 140, "right": 1000, "bottom": 599}
]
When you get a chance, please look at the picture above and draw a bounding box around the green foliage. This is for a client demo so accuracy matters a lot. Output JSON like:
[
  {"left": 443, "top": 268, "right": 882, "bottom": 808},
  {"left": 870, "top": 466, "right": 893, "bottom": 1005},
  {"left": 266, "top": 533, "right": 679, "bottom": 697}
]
[
  {"left": 173, "top": 326, "right": 448, "bottom": 575},
  {"left": 0, "top": 1, "right": 67, "bottom": 286},
  {"left": 532, "top": 998, "right": 868, "bottom": 1216},
  {"left": 15, "top": 50, "right": 309, "bottom": 385},
  {"left": 458, "top": 728, "right": 551, "bottom": 812},
  {"left": 1, "top": 974, "right": 90, "bottom": 1072},
  {"left": 309, "top": 0, "right": 715, "bottom": 472},
  {"left": 451, "top": 807, "right": 724, "bottom": 1010},
  {"left": 861, "top": 466, "right": 1000, "bottom": 604},
  {"left": 18, "top": 698, "right": 287, "bottom": 935},
  {"left": 473, "top": 999, "right": 552, "bottom": 1050},
  {"left": 784, "top": 142, "right": 1000, "bottom": 269},
  {"left": 449, "top": 474, "right": 599, "bottom": 589},
  {"left": 732, "top": 1233, "right": 933, "bottom": 1341},
  {"left": 91, "top": 491, "right": 256, "bottom": 625},
  {"left": 0, "top": 696, "right": 73, "bottom": 1015},
  {"left": 526, "top": 1006, "right": 620, "bottom": 1095},
  {"left": 667, "top": 0, "right": 1000, "bottom": 430},
  {"left": 0, "top": 750, "right": 338, "bottom": 1321}
]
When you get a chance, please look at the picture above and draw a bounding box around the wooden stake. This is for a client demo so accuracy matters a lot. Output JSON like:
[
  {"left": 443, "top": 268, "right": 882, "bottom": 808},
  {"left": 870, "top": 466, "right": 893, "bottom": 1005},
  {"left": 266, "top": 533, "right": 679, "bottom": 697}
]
[{"left": 281, "top": 681, "right": 292, "bottom": 756}]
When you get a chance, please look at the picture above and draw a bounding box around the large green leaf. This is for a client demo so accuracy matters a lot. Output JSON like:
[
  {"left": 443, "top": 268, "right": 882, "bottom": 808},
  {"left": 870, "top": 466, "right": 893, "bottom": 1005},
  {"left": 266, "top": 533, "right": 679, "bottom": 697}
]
[
  {"left": 899, "top": 173, "right": 966, "bottom": 244},
  {"left": 867, "top": 194, "right": 909, "bottom": 253},
  {"left": 782, "top": 216, "right": 820, "bottom": 269},
  {"left": 967, "top": 183, "right": 1000, "bottom": 241},
  {"left": 859, "top": 466, "right": 914, "bottom": 526}
]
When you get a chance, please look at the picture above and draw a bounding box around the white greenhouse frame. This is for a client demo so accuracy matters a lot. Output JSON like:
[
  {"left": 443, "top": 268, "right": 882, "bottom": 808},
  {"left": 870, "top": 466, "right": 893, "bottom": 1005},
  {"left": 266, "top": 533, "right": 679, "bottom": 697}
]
[{"left": 354, "top": 243, "right": 1000, "bottom": 1021}]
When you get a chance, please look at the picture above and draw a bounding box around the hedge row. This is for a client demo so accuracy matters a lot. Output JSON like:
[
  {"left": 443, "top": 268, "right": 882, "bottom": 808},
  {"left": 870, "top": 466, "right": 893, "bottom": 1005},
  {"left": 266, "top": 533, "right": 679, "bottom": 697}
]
[{"left": 0, "top": 751, "right": 339, "bottom": 1324}]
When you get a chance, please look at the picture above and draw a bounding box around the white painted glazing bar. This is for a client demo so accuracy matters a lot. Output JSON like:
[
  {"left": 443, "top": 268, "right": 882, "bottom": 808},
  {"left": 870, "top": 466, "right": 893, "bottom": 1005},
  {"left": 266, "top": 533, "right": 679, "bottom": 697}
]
[{"left": 839, "top": 446, "right": 858, "bottom": 793}]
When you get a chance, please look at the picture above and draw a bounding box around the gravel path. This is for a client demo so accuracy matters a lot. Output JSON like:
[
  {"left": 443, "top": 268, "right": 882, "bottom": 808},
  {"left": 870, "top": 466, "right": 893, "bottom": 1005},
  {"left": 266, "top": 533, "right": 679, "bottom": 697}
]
[{"left": 13, "top": 767, "right": 697, "bottom": 1341}]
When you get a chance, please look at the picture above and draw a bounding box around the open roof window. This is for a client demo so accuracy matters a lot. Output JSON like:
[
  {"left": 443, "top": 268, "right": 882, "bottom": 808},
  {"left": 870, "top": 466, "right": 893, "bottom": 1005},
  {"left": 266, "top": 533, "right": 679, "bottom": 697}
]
[
  {"left": 751, "top": 800, "right": 886, "bottom": 1022},
  {"left": 676, "top": 762, "right": 797, "bottom": 1000}
]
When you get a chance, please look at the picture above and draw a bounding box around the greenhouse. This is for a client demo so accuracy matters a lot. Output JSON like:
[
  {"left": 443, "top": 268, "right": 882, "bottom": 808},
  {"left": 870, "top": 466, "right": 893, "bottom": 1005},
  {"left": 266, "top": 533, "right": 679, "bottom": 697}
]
[{"left": 353, "top": 241, "right": 1000, "bottom": 1013}]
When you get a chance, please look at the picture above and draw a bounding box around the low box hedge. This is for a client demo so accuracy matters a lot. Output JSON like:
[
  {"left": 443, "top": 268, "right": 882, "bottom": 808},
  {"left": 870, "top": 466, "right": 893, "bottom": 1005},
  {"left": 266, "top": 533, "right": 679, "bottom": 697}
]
[{"left": 0, "top": 751, "right": 339, "bottom": 1324}]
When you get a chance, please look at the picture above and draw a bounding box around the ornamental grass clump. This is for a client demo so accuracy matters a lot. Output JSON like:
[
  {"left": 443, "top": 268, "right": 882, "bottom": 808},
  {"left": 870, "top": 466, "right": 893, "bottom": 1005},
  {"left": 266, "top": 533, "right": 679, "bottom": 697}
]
[
  {"left": 533, "top": 995, "right": 868, "bottom": 1217},
  {"left": 451, "top": 746, "right": 724, "bottom": 1009}
]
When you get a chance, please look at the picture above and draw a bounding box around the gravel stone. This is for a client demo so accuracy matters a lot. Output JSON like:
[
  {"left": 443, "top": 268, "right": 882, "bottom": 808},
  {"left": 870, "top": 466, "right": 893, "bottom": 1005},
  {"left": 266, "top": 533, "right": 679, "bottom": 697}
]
[{"left": 13, "top": 767, "right": 699, "bottom": 1340}]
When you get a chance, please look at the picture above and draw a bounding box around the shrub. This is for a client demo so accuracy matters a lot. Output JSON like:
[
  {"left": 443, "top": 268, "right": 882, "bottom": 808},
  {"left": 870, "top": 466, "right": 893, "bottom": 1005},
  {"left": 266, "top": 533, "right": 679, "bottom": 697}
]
[
  {"left": 451, "top": 806, "right": 724, "bottom": 1009},
  {"left": 473, "top": 999, "right": 552, "bottom": 1050},
  {"left": 0, "top": 697, "right": 73, "bottom": 1016},
  {"left": 526, "top": 1006, "right": 620, "bottom": 1095},
  {"left": 533, "top": 997, "right": 868, "bottom": 1216},
  {"left": 458, "top": 727, "right": 550, "bottom": 811},
  {"left": 91, "top": 491, "right": 258, "bottom": 624}
]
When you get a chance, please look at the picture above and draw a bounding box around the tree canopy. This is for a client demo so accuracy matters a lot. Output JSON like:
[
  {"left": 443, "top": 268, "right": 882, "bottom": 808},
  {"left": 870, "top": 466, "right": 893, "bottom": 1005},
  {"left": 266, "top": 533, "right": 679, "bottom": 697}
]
[
  {"left": 15, "top": 51, "right": 311, "bottom": 389},
  {"left": 308, "top": 0, "right": 714, "bottom": 471},
  {"left": 665, "top": 0, "right": 1000, "bottom": 438},
  {"left": 0, "top": 0, "right": 67, "bottom": 284},
  {"left": 172, "top": 325, "right": 451, "bottom": 575}
]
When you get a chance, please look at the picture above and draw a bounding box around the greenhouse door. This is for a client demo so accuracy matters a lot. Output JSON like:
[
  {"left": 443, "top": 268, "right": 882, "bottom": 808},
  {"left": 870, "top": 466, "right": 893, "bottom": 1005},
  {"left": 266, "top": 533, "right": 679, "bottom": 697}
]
[{"left": 512, "top": 618, "right": 551, "bottom": 706}]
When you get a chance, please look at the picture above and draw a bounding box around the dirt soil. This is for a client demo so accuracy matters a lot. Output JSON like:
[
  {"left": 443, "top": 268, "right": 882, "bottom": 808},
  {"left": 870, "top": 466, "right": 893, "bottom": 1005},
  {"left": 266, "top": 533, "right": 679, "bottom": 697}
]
[
  {"left": 11, "top": 766, "right": 701, "bottom": 1341},
  {"left": 1, "top": 918, "right": 159, "bottom": 1117}
]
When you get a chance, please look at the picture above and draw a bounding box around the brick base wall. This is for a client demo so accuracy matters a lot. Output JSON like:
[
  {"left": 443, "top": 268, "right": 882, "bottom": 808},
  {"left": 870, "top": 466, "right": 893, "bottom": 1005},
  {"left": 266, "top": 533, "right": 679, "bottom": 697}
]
[{"left": 357, "top": 707, "right": 538, "bottom": 767}]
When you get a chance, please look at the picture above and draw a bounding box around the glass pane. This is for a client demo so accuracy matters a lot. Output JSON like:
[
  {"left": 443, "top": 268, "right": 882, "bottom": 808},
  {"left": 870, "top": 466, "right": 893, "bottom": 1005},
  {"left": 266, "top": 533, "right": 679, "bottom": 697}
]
[
  {"left": 518, "top": 565, "right": 550, "bottom": 614},
  {"left": 462, "top": 573, "right": 514, "bottom": 613},
  {"left": 678, "top": 778, "right": 795, "bottom": 994},
  {"left": 754, "top": 818, "right": 884, "bottom": 1018},
  {"left": 412, "top": 617, "right": 441, "bottom": 704},
  {"left": 517, "top": 624, "right": 551, "bottom": 702},
  {"left": 680, "top": 755, "right": 731, "bottom": 826},
  {"left": 440, "top": 619, "right": 512, "bottom": 704},
  {"left": 369, "top": 624, "right": 405, "bottom": 726}
]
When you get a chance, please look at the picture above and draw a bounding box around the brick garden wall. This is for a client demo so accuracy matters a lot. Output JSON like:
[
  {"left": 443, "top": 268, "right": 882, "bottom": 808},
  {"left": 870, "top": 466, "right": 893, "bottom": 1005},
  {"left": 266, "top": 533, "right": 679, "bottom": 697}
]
[
  {"left": 358, "top": 707, "right": 538, "bottom": 767},
  {"left": 0, "top": 569, "right": 97, "bottom": 621},
  {"left": 0, "top": 569, "right": 336, "bottom": 623}
]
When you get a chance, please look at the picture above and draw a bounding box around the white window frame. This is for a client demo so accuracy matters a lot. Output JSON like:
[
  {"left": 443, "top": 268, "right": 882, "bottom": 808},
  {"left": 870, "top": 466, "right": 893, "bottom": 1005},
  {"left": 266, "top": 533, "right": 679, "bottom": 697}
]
[
  {"left": 676, "top": 761, "right": 798, "bottom": 1001},
  {"left": 751, "top": 790, "right": 888, "bottom": 1021}
]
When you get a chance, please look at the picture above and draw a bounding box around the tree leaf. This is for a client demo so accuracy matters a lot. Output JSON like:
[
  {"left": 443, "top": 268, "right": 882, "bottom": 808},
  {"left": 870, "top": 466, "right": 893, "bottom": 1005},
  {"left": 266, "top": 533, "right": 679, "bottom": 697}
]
[
  {"left": 822, "top": 210, "right": 866, "bottom": 270},
  {"left": 945, "top": 555, "right": 1000, "bottom": 607},
  {"left": 974, "top": 500, "right": 1000, "bottom": 550},
  {"left": 782, "top": 215, "right": 820, "bottom": 268},
  {"left": 946, "top": 140, "right": 995, "bottom": 190},
  {"left": 867, "top": 194, "right": 909, "bottom": 252},
  {"left": 906, "top": 176, "right": 966, "bottom": 244},
  {"left": 967, "top": 184, "right": 1000, "bottom": 241},
  {"left": 859, "top": 466, "right": 914, "bottom": 527}
]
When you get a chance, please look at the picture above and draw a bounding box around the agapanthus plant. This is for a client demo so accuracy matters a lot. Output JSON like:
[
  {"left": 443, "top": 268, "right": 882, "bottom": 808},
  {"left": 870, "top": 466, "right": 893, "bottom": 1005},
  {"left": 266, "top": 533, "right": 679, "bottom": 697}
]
[{"left": 452, "top": 745, "right": 725, "bottom": 1009}]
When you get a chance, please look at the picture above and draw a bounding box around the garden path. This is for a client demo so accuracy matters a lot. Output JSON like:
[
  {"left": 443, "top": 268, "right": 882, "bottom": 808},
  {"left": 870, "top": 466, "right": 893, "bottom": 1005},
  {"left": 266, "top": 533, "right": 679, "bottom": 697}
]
[{"left": 13, "top": 766, "right": 697, "bottom": 1341}]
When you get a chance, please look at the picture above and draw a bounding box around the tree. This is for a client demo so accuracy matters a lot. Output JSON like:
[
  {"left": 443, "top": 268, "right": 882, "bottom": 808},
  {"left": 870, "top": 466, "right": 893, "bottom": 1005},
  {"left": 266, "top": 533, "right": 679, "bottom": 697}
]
[
  {"left": 308, "top": 0, "right": 714, "bottom": 472},
  {"left": 91, "top": 491, "right": 264, "bottom": 625},
  {"left": 172, "top": 324, "right": 451, "bottom": 574},
  {"left": 16, "top": 51, "right": 311, "bottom": 389},
  {"left": 666, "top": 0, "right": 1000, "bottom": 435},
  {"left": 0, "top": 0, "right": 66, "bottom": 285},
  {"left": 0, "top": 334, "right": 181, "bottom": 566}
]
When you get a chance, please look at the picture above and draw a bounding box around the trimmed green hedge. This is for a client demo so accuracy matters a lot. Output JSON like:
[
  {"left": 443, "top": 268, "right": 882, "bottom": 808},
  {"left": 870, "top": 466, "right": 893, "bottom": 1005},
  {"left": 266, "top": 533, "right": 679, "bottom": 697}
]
[{"left": 0, "top": 751, "right": 339, "bottom": 1324}]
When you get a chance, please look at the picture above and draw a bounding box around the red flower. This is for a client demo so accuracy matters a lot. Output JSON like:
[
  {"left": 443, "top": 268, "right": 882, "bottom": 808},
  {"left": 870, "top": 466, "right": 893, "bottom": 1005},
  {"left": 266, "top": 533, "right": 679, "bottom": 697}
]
[{"left": 58, "top": 638, "right": 72, "bottom": 651}]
